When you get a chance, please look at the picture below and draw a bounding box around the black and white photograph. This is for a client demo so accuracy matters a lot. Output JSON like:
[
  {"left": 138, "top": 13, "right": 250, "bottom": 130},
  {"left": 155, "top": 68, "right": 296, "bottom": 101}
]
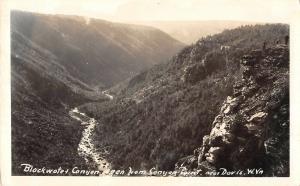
[{"left": 1, "top": 0, "right": 299, "bottom": 183}]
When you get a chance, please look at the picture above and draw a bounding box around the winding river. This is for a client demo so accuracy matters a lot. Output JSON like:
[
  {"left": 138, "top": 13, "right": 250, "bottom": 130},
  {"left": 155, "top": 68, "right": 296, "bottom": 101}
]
[{"left": 69, "top": 107, "right": 111, "bottom": 175}]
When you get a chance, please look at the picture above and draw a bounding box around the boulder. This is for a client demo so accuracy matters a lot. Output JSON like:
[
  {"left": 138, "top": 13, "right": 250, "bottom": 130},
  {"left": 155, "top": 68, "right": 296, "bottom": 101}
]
[
  {"left": 264, "top": 137, "right": 279, "bottom": 155},
  {"left": 206, "top": 156, "right": 217, "bottom": 164},
  {"left": 223, "top": 132, "right": 236, "bottom": 144},
  {"left": 208, "top": 147, "right": 222, "bottom": 154},
  {"left": 202, "top": 135, "right": 210, "bottom": 146},
  {"left": 247, "top": 112, "right": 268, "bottom": 123},
  {"left": 241, "top": 55, "right": 256, "bottom": 66},
  {"left": 212, "top": 115, "right": 222, "bottom": 127},
  {"left": 205, "top": 147, "right": 224, "bottom": 165},
  {"left": 223, "top": 106, "right": 231, "bottom": 114},
  {"left": 197, "top": 147, "right": 207, "bottom": 164}
]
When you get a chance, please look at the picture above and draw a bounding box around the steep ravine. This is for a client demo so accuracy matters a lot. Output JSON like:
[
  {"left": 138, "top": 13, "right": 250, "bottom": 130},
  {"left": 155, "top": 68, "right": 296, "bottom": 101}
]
[
  {"left": 69, "top": 107, "right": 111, "bottom": 175},
  {"left": 69, "top": 92, "right": 114, "bottom": 175},
  {"left": 79, "top": 24, "right": 289, "bottom": 173}
]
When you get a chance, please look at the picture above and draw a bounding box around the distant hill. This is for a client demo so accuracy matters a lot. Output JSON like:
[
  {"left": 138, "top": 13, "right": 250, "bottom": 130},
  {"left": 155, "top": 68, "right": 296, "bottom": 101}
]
[
  {"left": 135, "top": 21, "right": 258, "bottom": 44},
  {"left": 11, "top": 11, "right": 185, "bottom": 88}
]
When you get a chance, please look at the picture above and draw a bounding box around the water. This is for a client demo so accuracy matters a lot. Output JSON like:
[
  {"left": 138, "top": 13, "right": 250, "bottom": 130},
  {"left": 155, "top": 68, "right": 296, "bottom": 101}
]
[
  {"left": 69, "top": 107, "right": 111, "bottom": 175},
  {"left": 102, "top": 90, "right": 114, "bottom": 100}
]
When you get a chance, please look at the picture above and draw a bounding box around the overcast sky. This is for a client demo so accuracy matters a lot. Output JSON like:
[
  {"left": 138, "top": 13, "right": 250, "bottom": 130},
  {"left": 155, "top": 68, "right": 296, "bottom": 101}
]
[{"left": 8, "top": 0, "right": 299, "bottom": 23}]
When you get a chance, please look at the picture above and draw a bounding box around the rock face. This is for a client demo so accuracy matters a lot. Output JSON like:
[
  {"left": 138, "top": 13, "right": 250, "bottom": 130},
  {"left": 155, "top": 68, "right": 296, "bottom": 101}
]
[
  {"left": 182, "top": 51, "right": 226, "bottom": 84},
  {"left": 176, "top": 45, "right": 289, "bottom": 176}
]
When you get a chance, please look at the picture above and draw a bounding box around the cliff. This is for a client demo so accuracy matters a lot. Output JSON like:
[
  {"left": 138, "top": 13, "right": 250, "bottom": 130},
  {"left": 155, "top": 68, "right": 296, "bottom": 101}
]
[{"left": 176, "top": 45, "right": 289, "bottom": 176}]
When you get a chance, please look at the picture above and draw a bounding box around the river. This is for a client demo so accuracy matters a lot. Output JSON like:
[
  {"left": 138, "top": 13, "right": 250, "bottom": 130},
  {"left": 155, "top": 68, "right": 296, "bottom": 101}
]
[{"left": 69, "top": 107, "right": 111, "bottom": 175}]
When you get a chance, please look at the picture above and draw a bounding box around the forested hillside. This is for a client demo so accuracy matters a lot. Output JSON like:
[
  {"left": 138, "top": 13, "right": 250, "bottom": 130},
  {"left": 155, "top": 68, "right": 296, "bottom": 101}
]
[
  {"left": 11, "top": 10, "right": 186, "bottom": 175},
  {"left": 79, "top": 24, "right": 289, "bottom": 174},
  {"left": 11, "top": 11, "right": 184, "bottom": 88}
]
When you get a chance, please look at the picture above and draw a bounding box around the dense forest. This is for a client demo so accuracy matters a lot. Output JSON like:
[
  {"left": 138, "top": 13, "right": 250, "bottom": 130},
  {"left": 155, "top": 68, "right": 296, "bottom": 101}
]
[{"left": 79, "top": 24, "right": 289, "bottom": 175}]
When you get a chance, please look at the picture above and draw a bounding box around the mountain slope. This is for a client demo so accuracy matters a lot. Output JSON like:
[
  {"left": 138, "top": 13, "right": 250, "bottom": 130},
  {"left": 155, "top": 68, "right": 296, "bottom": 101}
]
[
  {"left": 11, "top": 11, "right": 185, "bottom": 88},
  {"left": 11, "top": 29, "right": 95, "bottom": 174},
  {"left": 11, "top": 11, "right": 185, "bottom": 175},
  {"left": 79, "top": 24, "right": 289, "bottom": 175}
]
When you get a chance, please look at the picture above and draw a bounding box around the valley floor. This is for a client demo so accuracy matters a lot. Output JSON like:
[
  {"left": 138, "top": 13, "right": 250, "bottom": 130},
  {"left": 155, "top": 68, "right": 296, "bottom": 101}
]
[{"left": 69, "top": 107, "right": 111, "bottom": 175}]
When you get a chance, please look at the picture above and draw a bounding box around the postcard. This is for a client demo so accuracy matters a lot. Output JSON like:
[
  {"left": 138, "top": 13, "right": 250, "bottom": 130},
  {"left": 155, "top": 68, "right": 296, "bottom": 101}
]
[{"left": 1, "top": 0, "right": 300, "bottom": 186}]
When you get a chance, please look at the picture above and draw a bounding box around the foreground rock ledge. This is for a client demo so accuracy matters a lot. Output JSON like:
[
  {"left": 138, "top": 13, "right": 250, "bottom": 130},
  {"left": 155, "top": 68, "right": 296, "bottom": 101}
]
[{"left": 175, "top": 45, "right": 289, "bottom": 177}]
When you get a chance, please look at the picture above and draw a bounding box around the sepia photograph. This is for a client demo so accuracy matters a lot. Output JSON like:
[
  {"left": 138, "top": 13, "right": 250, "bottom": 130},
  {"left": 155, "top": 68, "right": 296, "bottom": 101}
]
[
  {"left": 9, "top": 1, "right": 291, "bottom": 177},
  {"left": 1, "top": 0, "right": 300, "bottom": 184}
]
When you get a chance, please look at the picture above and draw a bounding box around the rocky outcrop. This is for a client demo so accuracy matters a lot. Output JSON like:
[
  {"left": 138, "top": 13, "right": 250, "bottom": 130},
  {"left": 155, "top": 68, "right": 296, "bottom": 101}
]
[
  {"left": 176, "top": 45, "right": 289, "bottom": 176},
  {"left": 182, "top": 51, "right": 226, "bottom": 84}
]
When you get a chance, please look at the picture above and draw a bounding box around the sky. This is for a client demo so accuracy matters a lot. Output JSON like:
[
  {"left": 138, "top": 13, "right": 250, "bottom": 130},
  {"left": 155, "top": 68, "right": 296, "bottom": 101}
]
[{"left": 7, "top": 0, "right": 300, "bottom": 23}]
